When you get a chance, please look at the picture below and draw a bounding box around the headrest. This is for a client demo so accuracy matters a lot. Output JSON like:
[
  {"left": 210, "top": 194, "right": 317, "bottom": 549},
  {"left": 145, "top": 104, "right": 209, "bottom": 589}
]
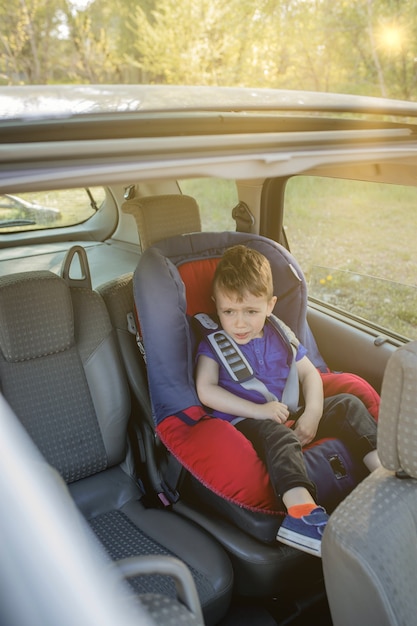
[
  {"left": 378, "top": 341, "right": 417, "bottom": 478},
  {"left": 0, "top": 271, "right": 74, "bottom": 362},
  {"left": 122, "top": 194, "right": 201, "bottom": 250},
  {"left": 178, "top": 257, "right": 220, "bottom": 316}
]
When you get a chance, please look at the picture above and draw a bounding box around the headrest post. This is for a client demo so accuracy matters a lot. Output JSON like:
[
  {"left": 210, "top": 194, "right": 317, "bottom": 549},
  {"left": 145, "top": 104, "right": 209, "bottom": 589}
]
[{"left": 61, "top": 245, "right": 92, "bottom": 290}]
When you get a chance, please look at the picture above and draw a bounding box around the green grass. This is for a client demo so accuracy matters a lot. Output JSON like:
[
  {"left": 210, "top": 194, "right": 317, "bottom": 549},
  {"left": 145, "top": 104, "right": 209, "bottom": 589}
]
[
  {"left": 179, "top": 179, "right": 237, "bottom": 231},
  {"left": 310, "top": 268, "right": 417, "bottom": 338},
  {"left": 285, "top": 176, "right": 417, "bottom": 340}
]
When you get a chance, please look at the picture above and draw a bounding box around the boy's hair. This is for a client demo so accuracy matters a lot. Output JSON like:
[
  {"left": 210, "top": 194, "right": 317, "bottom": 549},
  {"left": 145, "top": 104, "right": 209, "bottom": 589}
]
[{"left": 213, "top": 245, "right": 274, "bottom": 300}]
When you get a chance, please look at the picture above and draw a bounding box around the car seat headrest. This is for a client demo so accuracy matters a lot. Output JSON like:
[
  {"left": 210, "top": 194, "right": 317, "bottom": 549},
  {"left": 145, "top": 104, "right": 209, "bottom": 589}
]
[
  {"left": 122, "top": 194, "right": 201, "bottom": 250},
  {"left": 0, "top": 271, "right": 74, "bottom": 362},
  {"left": 378, "top": 341, "right": 417, "bottom": 478},
  {"left": 177, "top": 257, "right": 220, "bottom": 316}
]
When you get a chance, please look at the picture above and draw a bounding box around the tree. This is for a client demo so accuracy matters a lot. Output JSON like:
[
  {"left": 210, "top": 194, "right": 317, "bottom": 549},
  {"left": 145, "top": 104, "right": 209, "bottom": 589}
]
[
  {"left": 320, "top": 0, "right": 417, "bottom": 98},
  {"left": 126, "top": 0, "right": 281, "bottom": 86},
  {"left": 0, "top": 0, "right": 68, "bottom": 84},
  {"left": 1, "top": 0, "right": 417, "bottom": 99}
]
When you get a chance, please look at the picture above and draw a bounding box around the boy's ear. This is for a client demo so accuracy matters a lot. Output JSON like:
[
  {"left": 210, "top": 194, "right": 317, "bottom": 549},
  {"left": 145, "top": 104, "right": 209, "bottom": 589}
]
[{"left": 267, "top": 295, "right": 277, "bottom": 316}]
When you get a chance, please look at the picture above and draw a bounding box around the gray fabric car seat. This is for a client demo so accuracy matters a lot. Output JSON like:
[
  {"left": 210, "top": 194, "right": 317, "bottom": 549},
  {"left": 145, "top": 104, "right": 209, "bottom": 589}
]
[
  {"left": 322, "top": 340, "right": 417, "bottom": 626},
  {"left": 0, "top": 266, "right": 233, "bottom": 626},
  {"left": 99, "top": 194, "right": 202, "bottom": 505},
  {"left": 0, "top": 388, "right": 204, "bottom": 626}
]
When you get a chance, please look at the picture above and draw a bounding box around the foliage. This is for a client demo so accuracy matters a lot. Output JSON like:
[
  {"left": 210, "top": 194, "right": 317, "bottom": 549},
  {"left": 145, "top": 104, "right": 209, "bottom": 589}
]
[{"left": 1, "top": 0, "right": 417, "bottom": 98}]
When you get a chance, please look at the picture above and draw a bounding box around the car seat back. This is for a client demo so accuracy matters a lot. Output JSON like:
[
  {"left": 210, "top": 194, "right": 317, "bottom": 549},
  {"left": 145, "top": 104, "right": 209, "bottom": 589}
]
[
  {"left": 322, "top": 340, "right": 417, "bottom": 626},
  {"left": 0, "top": 269, "right": 130, "bottom": 482}
]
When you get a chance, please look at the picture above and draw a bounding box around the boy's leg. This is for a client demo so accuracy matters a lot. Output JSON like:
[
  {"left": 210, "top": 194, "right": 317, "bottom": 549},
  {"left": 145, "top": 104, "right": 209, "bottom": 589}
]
[
  {"left": 316, "top": 393, "right": 377, "bottom": 460},
  {"left": 235, "top": 418, "right": 316, "bottom": 501},
  {"left": 235, "top": 418, "right": 328, "bottom": 557}
]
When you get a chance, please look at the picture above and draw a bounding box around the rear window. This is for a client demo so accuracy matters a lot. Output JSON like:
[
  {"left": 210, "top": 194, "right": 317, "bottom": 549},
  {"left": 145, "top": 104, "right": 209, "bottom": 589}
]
[
  {"left": 178, "top": 178, "right": 237, "bottom": 231},
  {"left": 284, "top": 176, "right": 417, "bottom": 340},
  {"left": 0, "top": 187, "right": 105, "bottom": 233}
]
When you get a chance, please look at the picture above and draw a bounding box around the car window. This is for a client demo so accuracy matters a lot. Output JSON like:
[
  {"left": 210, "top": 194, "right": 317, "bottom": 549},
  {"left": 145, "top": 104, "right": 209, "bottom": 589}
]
[
  {"left": 0, "top": 187, "right": 106, "bottom": 233},
  {"left": 284, "top": 176, "right": 417, "bottom": 341},
  {"left": 178, "top": 178, "right": 237, "bottom": 231}
]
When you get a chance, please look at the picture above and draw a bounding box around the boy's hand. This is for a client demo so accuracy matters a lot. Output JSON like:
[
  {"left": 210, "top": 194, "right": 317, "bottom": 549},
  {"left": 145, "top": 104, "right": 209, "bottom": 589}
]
[
  {"left": 255, "top": 401, "right": 289, "bottom": 424},
  {"left": 293, "top": 411, "right": 321, "bottom": 447}
]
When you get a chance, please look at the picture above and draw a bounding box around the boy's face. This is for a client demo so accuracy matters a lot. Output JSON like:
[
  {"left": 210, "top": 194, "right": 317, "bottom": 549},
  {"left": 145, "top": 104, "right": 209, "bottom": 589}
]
[{"left": 214, "top": 288, "right": 277, "bottom": 345}]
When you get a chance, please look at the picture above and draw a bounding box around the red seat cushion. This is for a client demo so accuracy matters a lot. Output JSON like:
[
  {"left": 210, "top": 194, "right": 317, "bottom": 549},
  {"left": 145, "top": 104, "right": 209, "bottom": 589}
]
[
  {"left": 157, "top": 408, "right": 280, "bottom": 513},
  {"left": 320, "top": 371, "right": 380, "bottom": 420}
]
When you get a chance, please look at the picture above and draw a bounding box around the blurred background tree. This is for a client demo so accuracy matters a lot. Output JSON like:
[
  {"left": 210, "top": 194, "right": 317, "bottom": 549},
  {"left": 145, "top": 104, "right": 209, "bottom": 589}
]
[{"left": 1, "top": 0, "right": 416, "bottom": 100}]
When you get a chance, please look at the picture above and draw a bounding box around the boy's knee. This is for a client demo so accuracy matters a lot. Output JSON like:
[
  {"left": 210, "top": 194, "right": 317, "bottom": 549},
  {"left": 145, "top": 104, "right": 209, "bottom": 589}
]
[{"left": 327, "top": 392, "right": 367, "bottom": 413}]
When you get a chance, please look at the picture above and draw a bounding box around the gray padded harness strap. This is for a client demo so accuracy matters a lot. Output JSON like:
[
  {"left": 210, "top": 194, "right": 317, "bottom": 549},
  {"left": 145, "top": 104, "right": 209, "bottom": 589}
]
[
  {"left": 207, "top": 330, "right": 278, "bottom": 403},
  {"left": 281, "top": 343, "right": 299, "bottom": 412}
]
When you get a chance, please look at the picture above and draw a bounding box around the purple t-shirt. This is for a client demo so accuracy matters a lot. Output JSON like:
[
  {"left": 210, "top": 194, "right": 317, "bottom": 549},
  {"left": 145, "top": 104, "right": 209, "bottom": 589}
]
[{"left": 196, "top": 322, "right": 307, "bottom": 422}]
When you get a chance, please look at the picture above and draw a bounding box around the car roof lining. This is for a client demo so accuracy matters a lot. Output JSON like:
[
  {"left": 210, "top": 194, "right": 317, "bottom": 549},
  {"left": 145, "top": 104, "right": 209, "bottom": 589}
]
[{"left": 1, "top": 128, "right": 417, "bottom": 193}]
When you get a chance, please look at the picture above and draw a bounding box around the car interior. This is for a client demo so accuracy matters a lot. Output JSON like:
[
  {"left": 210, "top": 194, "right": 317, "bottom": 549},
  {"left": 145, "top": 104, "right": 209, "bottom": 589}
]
[
  {"left": 0, "top": 175, "right": 411, "bottom": 622},
  {"left": 1, "top": 91, "right": 417, "bottom": 624}
]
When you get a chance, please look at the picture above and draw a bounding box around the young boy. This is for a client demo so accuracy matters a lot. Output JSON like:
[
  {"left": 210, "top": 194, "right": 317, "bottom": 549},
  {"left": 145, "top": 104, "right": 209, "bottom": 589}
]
[{"left": 195, "top": 245, "right": 380, "bottom": 557}]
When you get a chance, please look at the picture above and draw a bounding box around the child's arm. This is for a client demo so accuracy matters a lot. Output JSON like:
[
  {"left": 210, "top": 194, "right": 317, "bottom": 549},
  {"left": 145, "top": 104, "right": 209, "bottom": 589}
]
[
  {"left": 196, "top": 354, "right": 290, "bottom": 423},
  {"left": 293, "top": 356, "right": 324, "bottom": 446}
]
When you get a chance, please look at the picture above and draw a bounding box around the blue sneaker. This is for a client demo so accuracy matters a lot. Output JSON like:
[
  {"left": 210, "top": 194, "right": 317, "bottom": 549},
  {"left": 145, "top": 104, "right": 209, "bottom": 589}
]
[{"left": 276, "top": 507, "right": 329, "bottom": 557}]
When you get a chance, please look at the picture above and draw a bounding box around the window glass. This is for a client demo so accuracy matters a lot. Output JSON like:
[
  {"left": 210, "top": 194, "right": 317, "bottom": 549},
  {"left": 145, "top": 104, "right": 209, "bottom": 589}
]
[
  {"left": 0, "top": 187, "right": 105, "bottom": 233},
  {"left": 178, "top": 178, "right": 237, "bottom": 231},
  {"left": 284, "top": 176, "right": 417, "bottom": 340}
]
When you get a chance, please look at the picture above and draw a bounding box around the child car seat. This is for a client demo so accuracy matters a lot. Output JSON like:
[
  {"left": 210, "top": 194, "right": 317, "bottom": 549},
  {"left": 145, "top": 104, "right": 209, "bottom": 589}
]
[{"left": 133, "top": 230, "right": 379, "bottom": 543}]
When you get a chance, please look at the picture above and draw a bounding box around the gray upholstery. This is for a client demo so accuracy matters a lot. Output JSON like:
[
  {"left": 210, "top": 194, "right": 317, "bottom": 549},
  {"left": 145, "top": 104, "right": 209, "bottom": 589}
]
[
  {"left": 322, "top": 341, "right": 417, "bottom": 626},
  {"left": 0, "top": 271, "right": 74, "bottom": 360},
  {"left": 138, "top": 594, "right": 202, "bottom": 625},
  {"left": 98, "top": 273, "right": 152, "bottom": 421},
  {"left": 0, "top": 395, "right": 156, "bottom": 626},
  {"left": 0, "top": 271, "right": 119, "bottom": 482},
  {"left": 122, "top": 194, "right": 201, "bottom": 251},
  {"left": 377, "top": 342, "right": 417, "bottom": 478},
  {"left": 0, "top": 267, "right": 233, "bottom": 626}
]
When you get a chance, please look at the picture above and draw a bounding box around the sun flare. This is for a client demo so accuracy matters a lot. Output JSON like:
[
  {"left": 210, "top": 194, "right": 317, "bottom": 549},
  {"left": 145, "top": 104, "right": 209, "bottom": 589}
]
[{"left": 376, "top": 24, "right": 406, "bottom": 53}]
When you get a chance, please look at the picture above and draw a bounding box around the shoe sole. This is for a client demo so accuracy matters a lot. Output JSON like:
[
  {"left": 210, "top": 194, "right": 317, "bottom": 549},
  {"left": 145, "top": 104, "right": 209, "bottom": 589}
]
[{"left": 277, "top": 527, "right": 322, "bottom": 557}]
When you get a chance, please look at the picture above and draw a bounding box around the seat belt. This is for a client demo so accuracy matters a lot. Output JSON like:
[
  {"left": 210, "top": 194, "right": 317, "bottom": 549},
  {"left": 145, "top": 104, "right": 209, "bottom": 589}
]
[{"left": 195, "top": 313, "right": 300, "bottom": 413}]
